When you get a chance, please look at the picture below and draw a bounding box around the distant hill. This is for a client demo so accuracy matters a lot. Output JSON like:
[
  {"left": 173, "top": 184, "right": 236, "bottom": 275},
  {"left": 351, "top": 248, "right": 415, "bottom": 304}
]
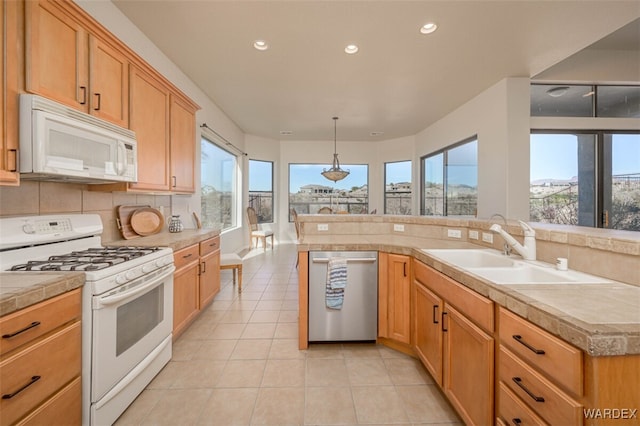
[{"left": 531, "top": 177, "right": 578, "bottom": 186}]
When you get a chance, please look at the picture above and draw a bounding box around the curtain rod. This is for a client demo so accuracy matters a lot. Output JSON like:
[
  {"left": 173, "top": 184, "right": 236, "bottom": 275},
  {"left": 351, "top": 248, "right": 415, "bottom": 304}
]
[{"left": 200, "top": 123, "right": 248, "bottom": 156}]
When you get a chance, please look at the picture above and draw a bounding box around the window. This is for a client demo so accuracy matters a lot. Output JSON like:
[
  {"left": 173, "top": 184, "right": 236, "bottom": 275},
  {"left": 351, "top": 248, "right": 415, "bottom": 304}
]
[
  {"left": 530, "top": 132, "right": 640, "bottom": 231},
  {"left": 421, "top": 138, "right": 477, "bottom": 216},
  {"left": 531, "top": 84, "right": 640, "bottom": 118},
  {"left": 248, "top": 159, "right": 273, "bottom": 223},
  {"left": 201, "top": 137, "right": 237, "bottom": 230},
  {"left": 385, "top": 161, "right": 412, "bottom": 215},
  {"left": 289, "top": 164, "right": 368, "bottom": 217}
]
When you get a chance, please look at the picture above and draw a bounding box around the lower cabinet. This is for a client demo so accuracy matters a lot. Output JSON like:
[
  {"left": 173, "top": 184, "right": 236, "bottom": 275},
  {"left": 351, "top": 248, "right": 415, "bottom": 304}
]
[
  {"left": 378, "top": 253, "right": 411, "bottom": 346},
  {"left": 412, "top": 259, "right": 494, "bottom": 426},
  {"left": 172, "top": 236, "right": 221, "bottom": 339},
  {"left": 0, "top": 289, "right": 82, "bottom": 425}
]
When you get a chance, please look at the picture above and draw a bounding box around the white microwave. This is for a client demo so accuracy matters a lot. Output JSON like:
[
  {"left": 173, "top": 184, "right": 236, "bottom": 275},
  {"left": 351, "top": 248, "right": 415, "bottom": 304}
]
[{"left": 19, "top": 94, "right": 137, "bottom": 183}]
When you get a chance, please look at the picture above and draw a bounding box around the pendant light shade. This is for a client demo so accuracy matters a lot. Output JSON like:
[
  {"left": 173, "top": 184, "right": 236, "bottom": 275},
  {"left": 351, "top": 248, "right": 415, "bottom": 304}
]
[{"left": 321, "top": 117, "right": 350, "bottom": 182}]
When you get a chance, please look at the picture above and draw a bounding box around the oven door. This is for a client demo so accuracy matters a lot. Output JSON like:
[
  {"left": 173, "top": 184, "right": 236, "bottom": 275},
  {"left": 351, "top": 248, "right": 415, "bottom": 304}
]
[{"left": 91, "top": 264, "right": 174, "bottom": 401}]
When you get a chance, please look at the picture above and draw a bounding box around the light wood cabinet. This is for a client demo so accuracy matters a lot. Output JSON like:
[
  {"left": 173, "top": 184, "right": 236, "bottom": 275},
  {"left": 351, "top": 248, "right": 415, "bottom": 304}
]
[
  {"left": 128, "top": 65, "right": 171, "bottom": 192},
  {"left": 173, "top": 244, "right": 200, "bottom": 339},
  {"left": 170, "top": 95, "right": 197, "bottom": 193},
  {"left": 198, "top": 236, "right": 221, "bottom": 308},
  {"left": 0, "top": 289, "right": 82, "bottom": 425},
  {"left": 1, "top": 0, "right": 20, "bottom": 186},
  {"left": 173, "top": 236, "right": 222, "bottom": 339},
  {"left": 412, "top": 259, "right": 494, "bottom": 426},
  {"left": 378, "top": 253, "right": 411, "bottom": 346},
  {"left": 25, "top": 0, "right": 129, "bottom": 127}
]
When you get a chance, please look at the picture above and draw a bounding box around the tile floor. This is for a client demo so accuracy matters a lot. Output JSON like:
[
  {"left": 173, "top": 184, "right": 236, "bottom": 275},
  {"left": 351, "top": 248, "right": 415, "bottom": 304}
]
[{"left": 115, "top": 244, "right": 462, "bottom": 425}]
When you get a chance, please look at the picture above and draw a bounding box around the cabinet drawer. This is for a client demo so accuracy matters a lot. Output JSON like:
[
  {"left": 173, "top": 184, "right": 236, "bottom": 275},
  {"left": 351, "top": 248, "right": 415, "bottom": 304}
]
[
  {"left": 16, "top": 376, "right": 81, "bottom": 426},
  {"left": 413, "top": 260, "right": 493, "bottom": 333},
  {"left": 199, "top": 236, "right": 220, "bottom": 256},
  {"left": 0, "top": 289, "right": 81, "bottom": 357},
  {"left": 498, "top": 381, "right": 547, "bottom": 426},
  {"left": 0, "top": 321, "right": 81, "bottom": 426},
  {"left": 500, "top": 346, "right": 582, "bottom": 426},
  {"left": 499, "top": 307, "right": 582, "bottom": 396},
  {"left": 174, "top": 244, "right": 200, "bottom": 270}
]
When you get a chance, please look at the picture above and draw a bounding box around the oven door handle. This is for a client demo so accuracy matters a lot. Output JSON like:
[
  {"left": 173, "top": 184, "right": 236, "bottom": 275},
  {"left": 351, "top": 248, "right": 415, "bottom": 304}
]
[{"left": 95, "top": 265, "right": 175, "bottom": 308}]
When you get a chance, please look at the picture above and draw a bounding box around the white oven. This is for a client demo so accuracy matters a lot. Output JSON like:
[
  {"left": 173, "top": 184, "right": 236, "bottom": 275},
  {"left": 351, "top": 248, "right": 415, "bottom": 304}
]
[
  {"left": 0, "top": 214, "right": 175, "bottom": 426},
  {"left": 88, "top": 263, "right": 174, "bottom": 424}
]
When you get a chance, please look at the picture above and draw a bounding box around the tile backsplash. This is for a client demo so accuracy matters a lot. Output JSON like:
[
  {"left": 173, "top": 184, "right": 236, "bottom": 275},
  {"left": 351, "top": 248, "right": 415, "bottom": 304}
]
[{"left": 0, "top": 181, "right": 171, "bottom": 243}]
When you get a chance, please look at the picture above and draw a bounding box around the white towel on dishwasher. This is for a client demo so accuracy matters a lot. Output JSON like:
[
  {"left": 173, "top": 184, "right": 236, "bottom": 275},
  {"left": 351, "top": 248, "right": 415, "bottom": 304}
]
[{"left": 326, "top": 257, "right": 348, "bottom": 309}]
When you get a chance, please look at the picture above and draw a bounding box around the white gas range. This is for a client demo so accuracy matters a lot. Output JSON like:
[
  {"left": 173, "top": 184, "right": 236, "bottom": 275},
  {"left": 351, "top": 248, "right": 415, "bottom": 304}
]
[{"left": 0, "top": 214, "right": 175, "bottom": 425}]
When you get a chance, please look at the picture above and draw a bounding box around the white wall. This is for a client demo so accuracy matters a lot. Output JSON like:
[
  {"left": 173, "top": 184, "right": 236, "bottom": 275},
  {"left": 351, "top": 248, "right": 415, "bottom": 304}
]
[{"left": 415, "top": 78, "right": 532, "bottom": 220}]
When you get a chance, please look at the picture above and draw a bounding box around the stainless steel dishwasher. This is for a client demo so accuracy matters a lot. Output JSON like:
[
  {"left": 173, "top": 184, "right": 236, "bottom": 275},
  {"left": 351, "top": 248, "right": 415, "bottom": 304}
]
[{"left": 308, "top": 251, "right": 378, "bottom": 342}]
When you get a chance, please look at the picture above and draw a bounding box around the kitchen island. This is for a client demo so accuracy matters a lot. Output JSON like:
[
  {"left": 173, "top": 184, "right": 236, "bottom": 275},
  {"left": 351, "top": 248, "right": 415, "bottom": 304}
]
[{"left": 296, "top": 214, "right": 640, "bottom": 426}]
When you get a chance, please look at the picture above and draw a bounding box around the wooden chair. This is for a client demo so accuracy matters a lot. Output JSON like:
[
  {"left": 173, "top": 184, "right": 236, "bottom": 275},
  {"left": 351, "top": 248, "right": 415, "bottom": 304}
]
[
  {"left": 247, "top": 206, "right": 274, "bottom": 250},
  {"left": 220, "top": 253, "right": 243, "bottom": 292},
  {"left": 291, "top": 208, "right": 300, "bottom": 268},
  {"left": 317, "top": 207, "right": 332, "bottom": 214}
]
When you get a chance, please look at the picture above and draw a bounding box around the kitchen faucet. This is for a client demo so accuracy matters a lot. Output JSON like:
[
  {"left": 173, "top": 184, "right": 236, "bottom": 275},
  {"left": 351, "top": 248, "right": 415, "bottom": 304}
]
[
  {"left": 489, "top": 213, "right": 511, "bottom": 256},
  {"left": 490, "top": 220, "right": 537, "bottom": 261}
]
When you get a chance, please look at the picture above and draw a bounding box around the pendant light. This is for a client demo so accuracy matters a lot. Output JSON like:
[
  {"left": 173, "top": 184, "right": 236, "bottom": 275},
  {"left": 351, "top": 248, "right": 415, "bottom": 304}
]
[{"left": 321, "top": 117, "right": 350, "bottom": 182}]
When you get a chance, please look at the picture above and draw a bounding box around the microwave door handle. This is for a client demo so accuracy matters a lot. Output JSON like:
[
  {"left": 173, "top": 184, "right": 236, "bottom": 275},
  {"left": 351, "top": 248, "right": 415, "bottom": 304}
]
[{"left": 115, "top": 141, "right": 127, "bottom": 176}]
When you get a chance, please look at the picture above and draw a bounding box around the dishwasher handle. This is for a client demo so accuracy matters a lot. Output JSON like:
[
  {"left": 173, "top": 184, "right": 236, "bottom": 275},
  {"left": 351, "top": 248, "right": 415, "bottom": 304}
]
[{"left": 312, "top": 257, "right": 377, "bottom": 264}]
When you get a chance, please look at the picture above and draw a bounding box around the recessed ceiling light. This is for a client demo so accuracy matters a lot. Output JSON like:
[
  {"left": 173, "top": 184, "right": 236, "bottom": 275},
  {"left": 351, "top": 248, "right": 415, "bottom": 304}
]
[
  {"left": 370, "top": 131, "right": 384, "bottom": 136},
  {"left": 583, "top": 91, "right": 595, "bottom": 98},
  {"left": 420, "top": 22, "right": 438, "bottom": 34},
  {"left": 280, "top": 130, "right": 293, "bottom": 136},
  {"left": 344, "top": 44, "right": 359, "bottom": 54},
  {"left": 253, "top": 40, "right": 269, "bottom": 51}
]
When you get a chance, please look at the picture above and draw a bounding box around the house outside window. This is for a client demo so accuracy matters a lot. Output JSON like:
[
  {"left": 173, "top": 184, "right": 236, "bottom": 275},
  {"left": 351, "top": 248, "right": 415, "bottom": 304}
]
[
  {"left": 384, "top": 160, "right": 412, "bottom": 215},
  {"left": 248, "top": 159, "right": 273, "bottom": 223},
  {"left": 289, "top": 164, "right": 368, "bottom": 218},
  {"left": 201, "top": 137, "right": 237, "bottom": 230}
]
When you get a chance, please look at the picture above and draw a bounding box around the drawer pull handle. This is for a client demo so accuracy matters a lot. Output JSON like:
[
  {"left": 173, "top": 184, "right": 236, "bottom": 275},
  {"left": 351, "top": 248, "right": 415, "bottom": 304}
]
[
  {"left": 2, "top": 321, "right": 41, "bottom": 339},
  {"left": 201, "top": 261, "right": 206, "bottom": 273},
  {"left": 512, "top": 419, "right": 522, "bottom": 425},
  {"left": 182, "top": 253, "right": 193, "bottom": 259},
  {"left": 2, "top": 376, "right": 41, "bottom": 399},
  {"left": 513, "top": 335, "right": 545, "bottom": 355},
  {"left": 441, "top": 311, "right": 448, "bottom": 332},
  {"left": 432, "top": 305, "right": 439, "bottom": 324},
  {"left": 512, "top": 377, "right": 545, "bottom": 402}
]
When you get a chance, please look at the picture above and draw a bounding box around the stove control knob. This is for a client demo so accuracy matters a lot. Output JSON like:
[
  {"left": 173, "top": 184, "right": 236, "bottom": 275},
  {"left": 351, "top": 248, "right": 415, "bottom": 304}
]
[
  {"left": 116, "top": 275, "right": 127, "bottom": 285},
  {"left": 142, "top": 264, "right": 154, "bottom": 273},
  {"left": 125, "top": 270, "right": 137, "bottom": 280},
  {"left": 23, "top": 223, "right": 35, "bottom": 234}
]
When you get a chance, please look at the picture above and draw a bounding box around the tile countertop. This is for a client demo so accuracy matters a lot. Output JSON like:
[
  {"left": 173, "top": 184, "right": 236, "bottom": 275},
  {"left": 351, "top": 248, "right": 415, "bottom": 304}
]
[
  {"left": 0, "top": 229, "right": 220, "bottom": 318},
  {"left": 105, "top": 228, "right": 221, "bottom": 251},
  {"left": 0, "top": 272, "right": 85, "bottom": 317},
  {"left": 297, "top": 235, "right": 640, "bottom": 357}
]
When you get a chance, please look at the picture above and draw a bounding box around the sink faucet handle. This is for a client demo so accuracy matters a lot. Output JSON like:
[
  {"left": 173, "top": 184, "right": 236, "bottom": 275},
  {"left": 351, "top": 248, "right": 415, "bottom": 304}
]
[{"left": 518, "top": 220, "right": 535, "bottom": 237}]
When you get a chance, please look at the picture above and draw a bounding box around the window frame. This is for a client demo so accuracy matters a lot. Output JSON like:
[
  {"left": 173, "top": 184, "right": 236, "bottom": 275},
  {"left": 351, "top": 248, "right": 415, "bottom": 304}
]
[
  {"left": 384, "top": 160, "right": 412, "bottom": 215},
  {"left": 248, "top": 159, "right": 274, "bottom": 224},
  {"left": 420, "top": 136, "right": 478, "bottom": 217},
  {"left": 200, "top": 135, "right": 239, "bottom": 231}
]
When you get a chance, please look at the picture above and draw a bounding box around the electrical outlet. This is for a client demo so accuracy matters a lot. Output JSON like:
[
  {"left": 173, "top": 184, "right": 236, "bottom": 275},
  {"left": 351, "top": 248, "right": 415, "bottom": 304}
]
[
  {"left": 447, "top": 229, "right": 462, "bottom": 239},
  {"left": 393, "top": 224, "right": 405, "bottom": 232},
  {"left": 482, "top": 232, "right": 493, "bottom": 243},
  {"left": 317, "top": 224, "right": 329, "bottom": 231},
  {"left": 469, "top": 230, "right": 479, "bottom": 240}
]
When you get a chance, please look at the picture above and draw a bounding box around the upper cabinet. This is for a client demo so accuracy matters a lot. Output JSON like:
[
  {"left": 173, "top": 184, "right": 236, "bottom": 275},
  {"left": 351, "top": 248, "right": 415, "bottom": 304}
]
[
  {"left": 1, "top": 1, "right": 20, "bottom": 186},
  {"left": 25, "top": 0, "right": 129, "bottom": 127},
  {"left": 12, "top": 0, "right": 200, "bottom": 191}
]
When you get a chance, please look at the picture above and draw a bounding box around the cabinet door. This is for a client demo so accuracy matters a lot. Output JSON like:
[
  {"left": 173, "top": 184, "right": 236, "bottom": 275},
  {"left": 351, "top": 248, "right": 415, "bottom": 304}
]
[
  {"left": 89, "top": 35, "right": 129, "bottom": 127},
  {"left": 443, "top": 302, "right": 494, "bottom": 426},
  {"left": 413, "top": 280, "right": 443, "bottom": 386},
  {"left": 129, "top": 65, "right": 171, "bottom": 191},
  {"left": 173, "top": 262, "right": 200, "bottom": 339},
  {"left": 0, "top": 0, "right": 19, "bottom": 186},
  {"left": 25, "top": 0, "right": 88, "bottom": 111},
  {"left": 170, "top": 96, "right": 196, "bottom": 193},
  {"left": 387, "top": 254, "right": 411, "bottom": 344},
  {"left": 199, "top": 250, "right": 220, "bottom": 308}
]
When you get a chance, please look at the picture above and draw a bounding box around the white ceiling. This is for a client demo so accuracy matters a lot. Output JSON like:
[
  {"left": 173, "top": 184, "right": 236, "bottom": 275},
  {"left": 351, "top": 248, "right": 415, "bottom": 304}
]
[{"left": 112, "top": 1, "right": 640, "bottom": 141}]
